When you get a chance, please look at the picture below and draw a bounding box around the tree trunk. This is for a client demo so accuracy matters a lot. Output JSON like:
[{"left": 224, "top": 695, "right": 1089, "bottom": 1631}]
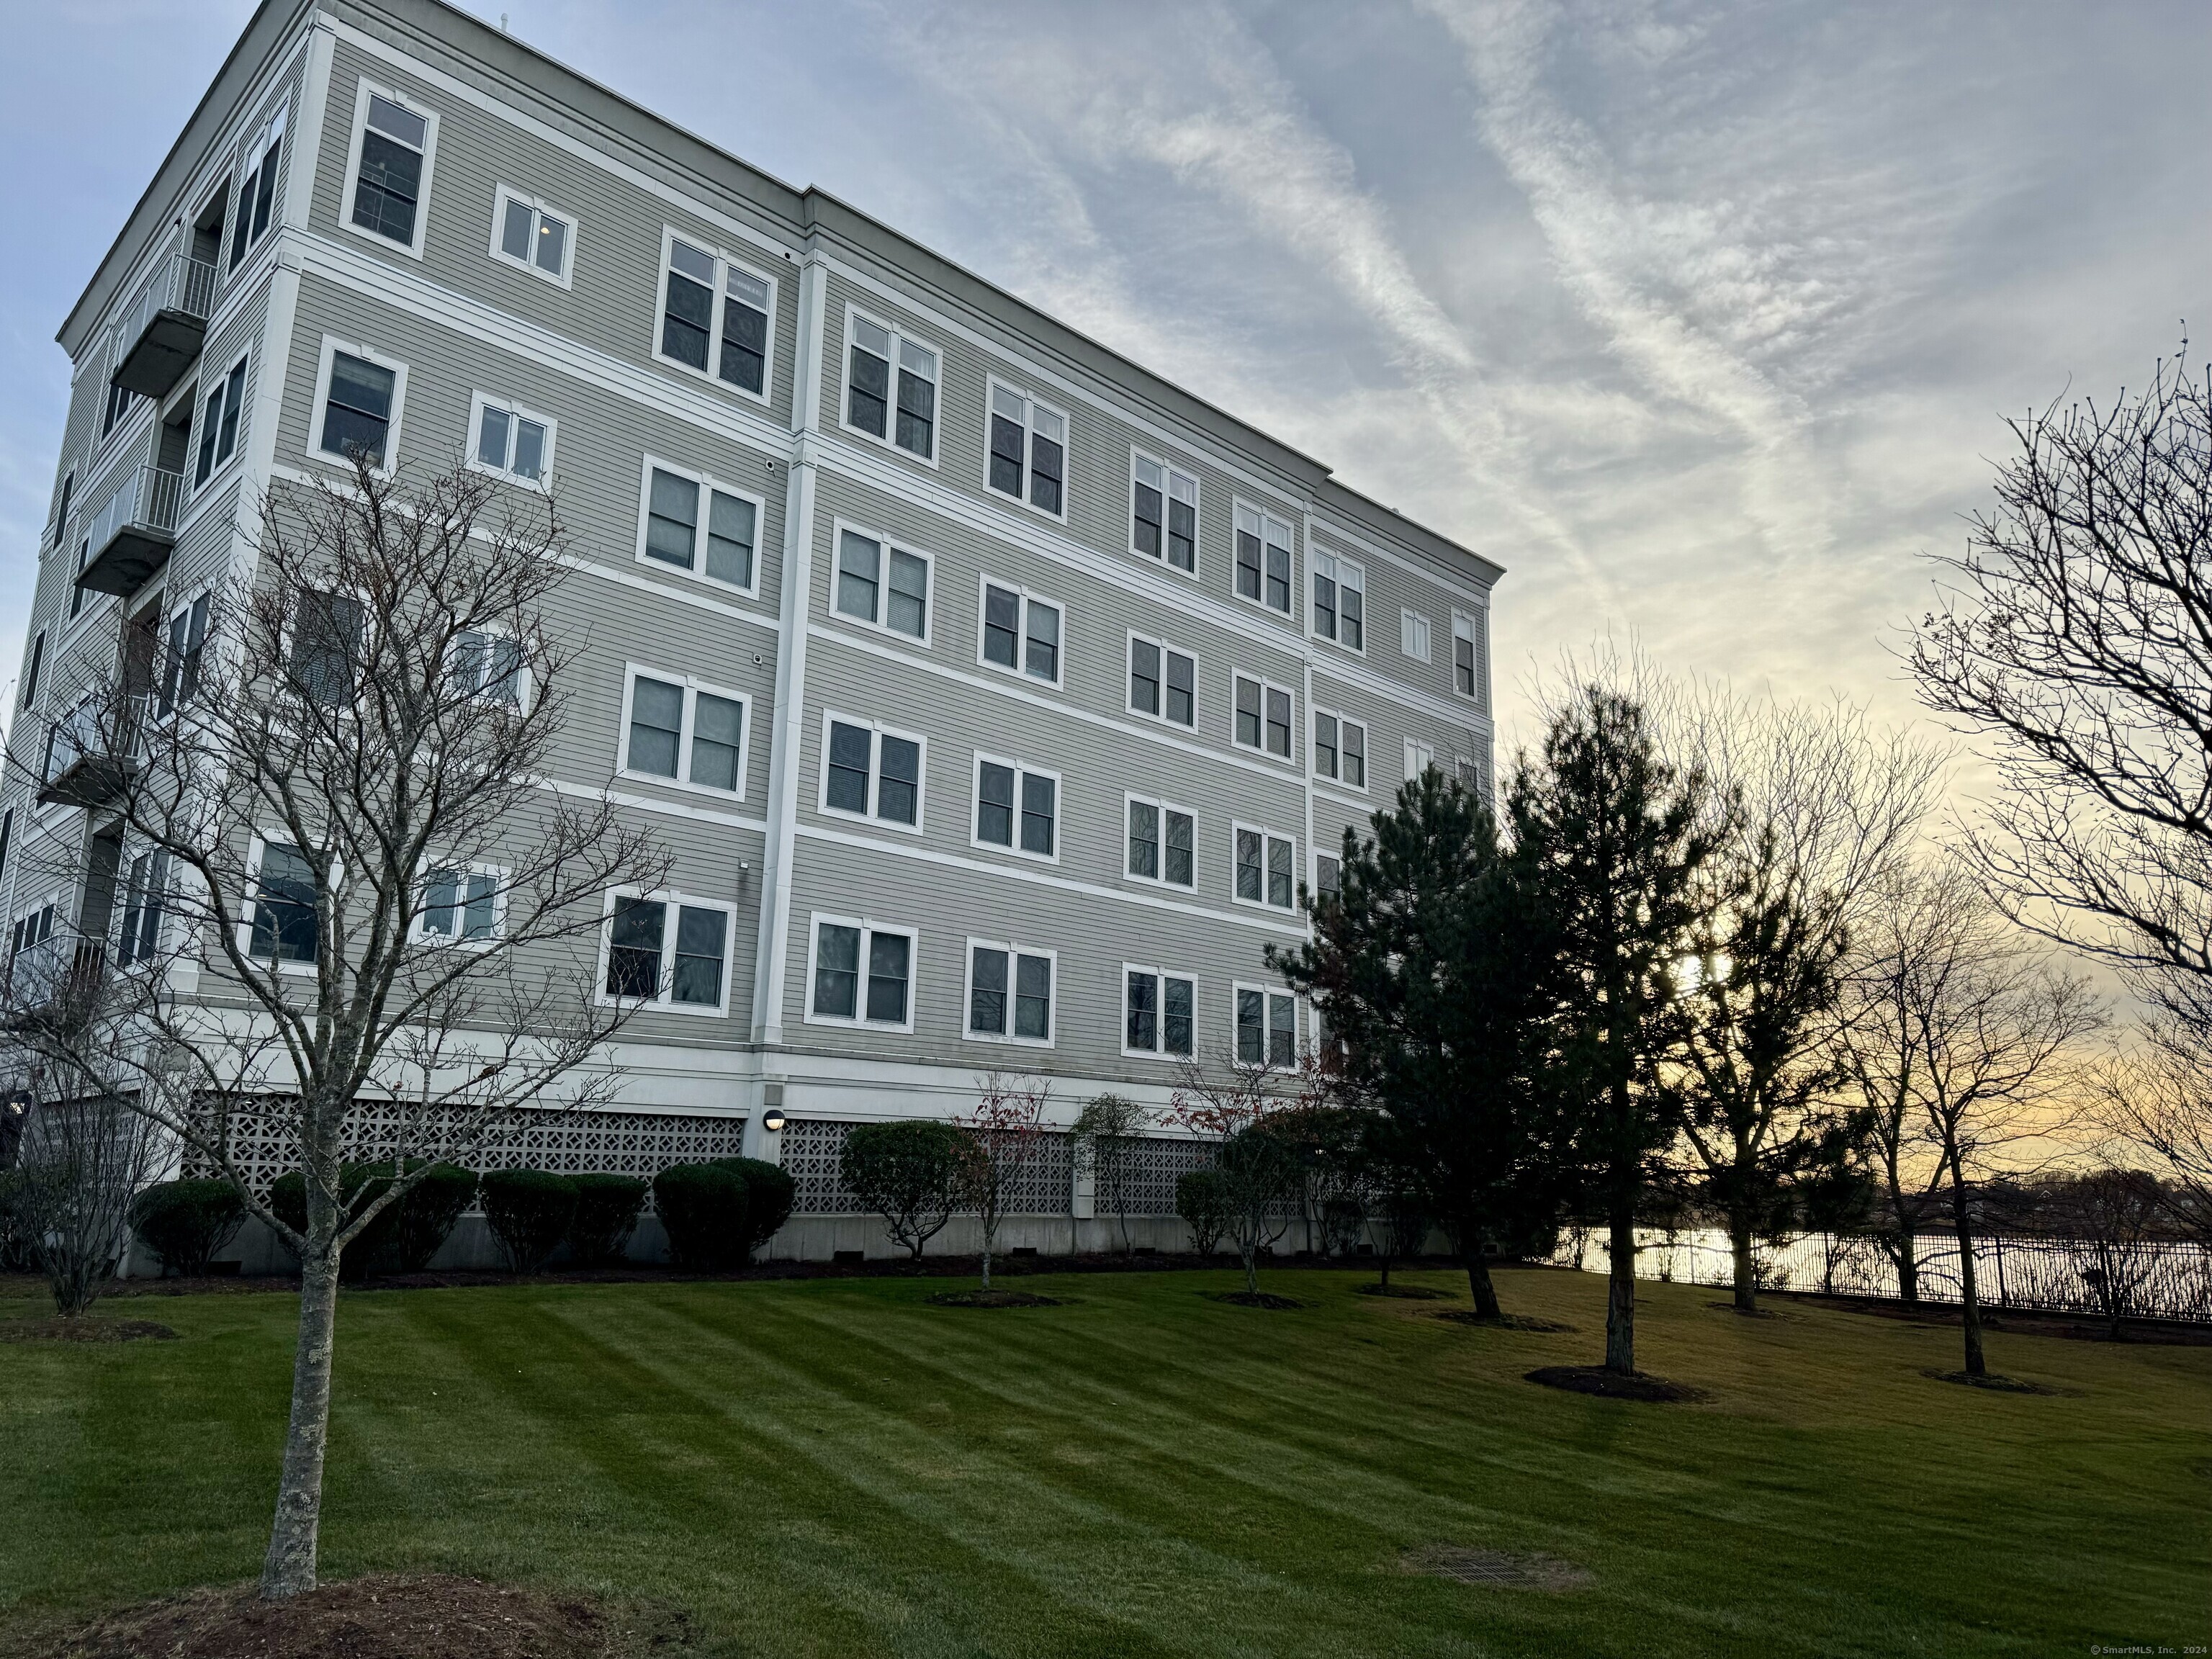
[
  {"left": 1894, "top": 1228, "right": 1920, "bottom": 1302},
  {"left": 1946, "top": 1159, "right": 1986, "bottom": 1378},
  {"left": 1239, "top": 1242, "right": 1260, "bottom": 1295},
  {"left": 1380, "top": 1247, "right": 1393, "bottom": 1289},
  {"left": 1464, "top": 1247, "right": 1502, "bottom": 1320},
  {"left": 1605, "top": 1199, "right": 1637, "bottom": 1375},
  {"left": 979, "top": 1233, "right": 992, "bottom": 1291},
  {"left": 1729, "top": 1212, "right": 1758, "bottom": 1313},
  {"left": 261, "top": 1245, "right": 341, "bottom": 1599}
]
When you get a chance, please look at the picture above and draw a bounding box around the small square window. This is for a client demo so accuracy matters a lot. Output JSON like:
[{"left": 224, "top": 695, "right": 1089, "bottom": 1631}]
[
  {"left": 492, "top": 187, "right": 575, "bottom": 284},
  {"left": 1127, "top": 796, "right": 1195, "bottom": 889},
  {"left": 604, "top": 892, "right": 731, "bottom": 1012},
  {"left": 836, "top": 527, "right": 930, "bottom": 642},
  {"left": 1234, "top": 825, "right": 1298, "bottom": 912},
  {"left": 1130, "top": 634, "right": 1195, "bottom": 727},
  {"left": 471, "top": 395, "right": 553, "bottom": 485},
  {"left": 622, "top": 669, "right": 747, "bottom": 798},
  {"left": 968, "top": 941, "right": 1054, "bottom": 1045},
  {"left": 821, "top": 715, "right": 925, "bottom": 830},
  {"left": 1233, "top": 675, "right": 1294, "bottom": 760},
  {"left": 978, "top": 580, "right": 1062, "bottom": 685},
  {"left": 1125, "top": 967, "right": 1196, "bottom": 1058},
  {"left": 974, "top": 755, "right": 1057, "bottom": 862},
  {"left": 1313, "top": 709, "right": 1367, "bottom": 790},
  {"left": 639, "top": 462, "right": 760, "bottom": 595}
]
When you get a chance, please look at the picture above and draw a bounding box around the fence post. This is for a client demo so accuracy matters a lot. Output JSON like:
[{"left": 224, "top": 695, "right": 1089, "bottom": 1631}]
[{"left": 1994, "top": 1234, "right": 2008, "bottom": 1308}]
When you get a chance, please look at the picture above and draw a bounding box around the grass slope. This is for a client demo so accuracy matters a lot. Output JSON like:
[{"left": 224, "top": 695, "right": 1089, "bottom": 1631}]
[{"left": 1, "top": 1265, "right": 2205, "bottom": 1658}]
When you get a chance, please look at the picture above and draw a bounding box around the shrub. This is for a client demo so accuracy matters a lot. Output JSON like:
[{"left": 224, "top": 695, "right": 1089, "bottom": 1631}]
[
  {"left": 712, "top": 1156, "right": 796, "bottom": 1257},
  {"left": 268, "top": 1159, "right": 477, "bottom": 1278},
  {"left": 655, "top": 1163, "right": 751, "bottom": 1271},
  {"left": 567, "top": 1173, "right": 649, "bottom": 1264},
  {"left": 129, "top": 1179, "right": 246, "bottom": 1277},
  {"left": 840, "top": 1121, "right": 969, "bottom": 1259},
  {"left": 480, "top": 1169, "right": 579, "bottom": 1272},
  {"left": 1177, "top": 1169, "right": 1231, "bottom": 1255}
]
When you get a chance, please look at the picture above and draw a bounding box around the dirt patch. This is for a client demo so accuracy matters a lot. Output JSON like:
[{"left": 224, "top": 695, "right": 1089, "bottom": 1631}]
[
  {"left": 926, "top": 1290, "right": 1065, "bottom": 1308},
  {"left": 1401, "top": 1545, "right": 1591, "bottom": 1591},
  {"left": 45, "top": 1573, "right": 679, "bottom": 1659},
  {"left": 0, "top": 1318, "right": 178, "bottom": 1344},
  {"left": 1525, "top": 1364, "right": 1709, "bottom": 1403},
  {"left": 1357, "top": 1282, "right": 1455, "bottom": 1300},
  {"left": 1923, "top": 1368, "right": 2063, "bottom": 1395},
  {"left": 1205, "top": 1290, "right": 1308, "bottom": 1310},
  {"left": 1435, "top": 1311, "right": 1576, "bottom": 1334}
]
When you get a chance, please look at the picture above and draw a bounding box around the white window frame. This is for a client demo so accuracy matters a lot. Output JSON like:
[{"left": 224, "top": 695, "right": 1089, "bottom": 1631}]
[
  {"left": 1129, "top": 448, "right": 1200, "bottom": 580},
  {"left": 829, "top": 517, "right": 935, "bottom": 647},
  {"left": 969, "top": 751, "right": 1061, "bottom": 866},
  {"left": 634, "top": 456, "right": 765, "bottom": 600},
  {"left": 228, "top": 98, "right": 289, "bottom": 272},
  {"left": 618, "top": 664, "right": 752, "bottom": 801},
  {"left": 1406, "top": 737, "right": 1437, "bottom": 781},
  {"left": 488, "top": 184, "right": 577, "bottom": 287},
  {"left": 1310, "top": 706, "right": 1370, "bottom": 793},
  {"left": 1233, "top": 980, "right": 1301, "bottom": 1070},
  {"left": 595, "top": 887, "right": 736, "bottom": 1017},
  {"left": 984, "top": 376, "right": 1070, "bottom": 523},
  {"left": 1122, "top": 962, "right": 1198, "bottom": 1060},
  {"left": 1231, "top": 673, "right": 1298, "bottom": 764},
  {"left": 974, "top": 574, "right": 1065, "bottom": 689},
  {"left": 838, "top": 303, "right": 942, "bottom": 467},
  {"left": 237, "top": 832, "right": 327, "bottom": 975},
  {"left": 305, "top": 335, "right": 408, "bottom": 480},
  {"left": 1125, "top": 630, "right": 1197, "bottom": 729},
  {"left": 1309, "top": 549, "right": 1367, "bottom": 656},
  {"left": 962, "top": 936, "right": 1058, "bottom": 1048},
  {"left": 446, "top": 621, "right": 530, "bottom": 712},
  {"left": 1452, "top": 607, "right": 1490, "bottom": 710},
  {"left": 411, "top": 859, "right": 509, "bottom": 950},
  {"left": 338, "top": 78, "right": 439, "bottom": 261},
  {"left": 1311, "top": 847, "right": 1344, "bottom": 904},
  {"left": 1401, "top": 608, "right": 1432, "bottom": 665},
  {"left": 804, "top": 912, "right": 918, "bottom": 1034},
  {"left": 113, "top": 845, "right": 173, "bottom": 971},
  {"left": 189, "top": 351, "right": 251, "bottom": 497},
  {"left": 465, "top": 391, "right": 557, "bottom": 490},
  {"left": 155, "top": 590, "right": 214, "bottom": 721},
  {"left": 1231, "top": 499, "right": 1298, "bottom": 619},
  {"left": 817, "top": 710, "right": 927, "bottom": 835},
  {"left": 1123, "top": 792, "right": 1197, "bottom": 891},
  {"left": 651, "top": 225, "right": 778, "bottom": 408},
  {"left": 1231, "top": 821, "right": 1299, "bottom": 914}
]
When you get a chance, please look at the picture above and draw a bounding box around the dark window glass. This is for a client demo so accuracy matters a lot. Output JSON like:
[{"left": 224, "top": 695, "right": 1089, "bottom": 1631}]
[
  {"left": 159, "top": 596, "right": 209, "bottom": 716},
  {"left": 866, "top": 931, "right": 910, "bottom": 1023},
  {"left": 989, "top": 413, "right": 1025, "bottom": 497},
  {"left": 825, "top": 721, "right": 871, "bottom": 814},
  {"left": 1317, "top": 855, "right": 1342, "bottom": 901},
  {"left": 320, "top": 353, "right": 396, "bottom": 464},
  {"left": 848, "top": 343, "right": 889, "bottom": 437},
  {"left": 1126, "top": 971, "right": 1156, "bottom": 1051},
  {"left": 706, "top": 490, "right": 755, "bottom": 588},
  {"left": 477, "top": 405, "right": 511, "bottom": 470},
  {"left": 672, "top": 905, "right": 725, "bottom": 1005},
  {"left": 1168, "top": 493, "right": 1196, "bottom": 572},
  {"left": 1341, "top": 584, "right": 1363, "bottom": 651},
  {"left": 1128, "top": 800, "right": 1159, "bottom": 879},
  {"left": 661, "top": 240, "right": 714, "bottom": 370},
  {"left": 250, "top": 844, "right": 320, "bottom": 963},
  {"left": 813, "top": 922, "right": 859, "bottom": 1017},
  {"left": 688, "top": 692, "right": 742, "bottom": 791},
  {"left": 351, "top": 97, "right": 424, "bottom": 243},
  {"left": 649, "top": 467, "right": 704, "bottom": 570},
  {"left": 887, "top": 550, "right": 928, "bottom": 638},
  {"left": 1269, "top": 837, "right": 1294, "bottom": 909},
  {"left": 1014, "top": 953, "right": 1051, "bottom": 1040},
  {"left": 19, "top": 632, "right": 41, "bottom": 709},
  {"left": 1166, "top": 652, "right": 1194, "bottom": 727},
  {"left": 1165, "top": 810, "right": 1194, "bottom": 887},
  {"left": 1029, "top": 427, "right": 1063, "bottom": 516},
  {"left": 1236, "top": 828, "right": 1262, "bottom": 903},
  {"left": 231, "top": 162, "right": 259, "bottom": 268},
  {"left": 1343, "top": 723, "right": 1365, "bottom": 788},
  {"left": 1130, "top": 638, "right": 1161, "bottom": 716},
  {"left": 502, "top": 198, "right": 533, "bottom": 261},
  {"left": 876, "top": 734, "right": 920, "bottom": 824},
  {"left": 837, "top": 531, "right": 880, "bottom": 621},
  {"left": 1020, "top": 773, "right": 1056, "bottom": 858},
  {"left": 1236, "top": 987, "right": 1264, "bottom": 1065},
  {"left": 1236, "top": 678, "right": 1261, "bottom": 748},
  {"left": 1236, "top": 526, "right": 1262, "bottom": 601},
  {"left": 1025, "top": 601, "right": 1059, "bottom": 681},
  {"left": 1133, "top": 480, "right": 1162, "bottom": 557},
  {"left": 117, "top": 851, "right": 170, "bottom": 966},
  {"left": 1265, "top": 539, "right": 1292, "bottom": 613},
  {"left": 978, "top": 761, "right": 1015, "bottom": 846},
  {"left": 1314, "top": 572, "right": 1337, "bottom": 640},
  {"left": 627, "top": 675, "right": 683, "bottom": 777},
  {"left": 291, "top": 590, "right": 363, "bottom": 706},
  {"left": 1269, "top": 993, "right": 1297, "bottom": 1066},
  {"left": 970, "top": 946, "right": 1007, "bottom": 1035},
  {"left": 982, "top": 585, "right": 1020, "bottom": 670},
  {"left": 605, "top": 896, "right": 664, "bottom": 998},
  {"left": 1266, "top": 688, "right": 1292, "bottom": 758},
  {"left": 1164, "top": 976, "right": 1194, "bottom": 1056},
  {"left": 1316, "top": 713, "right": 1339, "bottom": 779},
  {"left": 719, "top": 269, "right": 769, "bottom": 393},
  {"left": 895, "top": 363, "right": 935, "bottom": 457},
  {"left": 251, "top": 137, "right": 282, "bottom": 239}
]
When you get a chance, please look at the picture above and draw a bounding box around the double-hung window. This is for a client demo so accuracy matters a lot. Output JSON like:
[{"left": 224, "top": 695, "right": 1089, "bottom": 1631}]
[
  {"left": 973, "top": 755, "right": 1057, "bottom": 860},
  {"left": 471, "top": 395, "right": 552, "bottom": 486},
  {"left": 289, "top": 589, "right": 364, "bottom": 707},
  {"left": 656, "top": 233, "right": 775, "bottom": 399},
  {"left": 1312, "top": 709, "right": 1367, "bottom": 789},
  {"left": 977, "top": 580, "right": 1061, "bottom": 685},
  {"left": 230, "top": 104, "right": 287, "bottom": 269},
  {"left": 844, "top": 310, "right": 938, "bottom": 460},
  {"left": 1234, "top": 504, "right": 1295, "bottom": 615},
  {"left": 1233, "top": 674, "right": 1294, "bottom": 761},
  {"left": 1406, "top": 737, "right": 1437, "bottom": 781},
  {"left": 1314, "top": 851, "right": 1343, "bottom": 902},
  {"left": 1126, "top": 795, "right": 1195, "bottom": 889},
  {"left": 986, "top": 381, "right": 1067, "bottom": 516},
  {"left": 1236, "top": 984, "right": 1299, "bottom": 1068},
  {"left": 1132, "top": 452, "right": 1197, "bottom": 573},
  {"left": 966, "top": 940, "right": 1055, "bottom": 1045},
  {"left": 450, "top": 628, "right": 522, "bottom": 706},
  {"left": 1402, "top": 609, "right": 1432, "bottom": 663},
  {"left": 194, "top": 356, "right": 248, "bottom": 487},
  {"left": 19, "top": 631, "right": 44, "bottom": 711},
  {"left": 115, "top": 851, "right": 171, "bottom": 967},
  {"left": 492, "top": 186, "right": 575, "bottom": 285},
  {"left": 603, "top": 891, "right": 730, "bottom": 1012},
  {"left": 835, "top": 526, "right": 930, "bottom": 641},
  {"left": 820, "top": 714, "right": 924, "bottom": 830},
  {"left": 248, "top": 842, "right": 319, "bottom": 963},
  {"left": 1311, "top": 550, "right": 1364, "bottom": 650},
  {"left": 347, "top": 87, "right": 433, "bottom": 253},
  {"left": 314, "top": 342, "right": 403, "bottom": 469},
  {"left": 639, "top": 462, "right": 760, "bottom": 593},
  {"left": 809, "top": 916, "right": 914, "bottom": 1029},
  {"left": 1233, "top": 824, "right": 1297, "bottom": 911},
  {"left": 158, "top": 595, "right": 210, "bottom": 716},
  {"left": 1128, "top": 634, "right": 1195, "bottom": 727},
  {"left": 1453, "top": 609, "right": 1489, "bottom": 708},
  {"left": 102, "top": 377, "right": 136, "bottom": 441},
  {"left": 621, "top": 670, "right": 747, "bottom": 796},
  {"left": 1125, "top": 966, "right": 1195, "bottom": 1058},
  {"left": 419, "top": 866, "right": 500, "bottom": 944}
]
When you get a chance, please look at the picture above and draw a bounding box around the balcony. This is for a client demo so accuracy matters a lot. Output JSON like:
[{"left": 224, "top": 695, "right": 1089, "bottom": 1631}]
[
  {"left": 37, "top": 694, "right": 148, "bottom": 810},
  {"left": 109, "top": 249, "right": 218, "bottom": 400},
  {"left": 75, "top": 467, "right": 184, "bottom": 597},
  {"left": 1, "top": 930, "right": 107, "bottom": 1025}
]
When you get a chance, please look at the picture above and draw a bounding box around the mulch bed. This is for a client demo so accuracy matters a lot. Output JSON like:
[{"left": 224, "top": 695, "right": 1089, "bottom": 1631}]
[
  {"left": 1356, "top": 1283, "right": 1456, "bottom": 1300},
  {"left": 1525, "top": 1364, "right": 1709, "bottom": 1403},
  {"left": 1402, "top": 1545, "right": 1592, "bottom": 1591},
  {"left": 926, "top": 1290, "right": 1065, "bottom": 1308},
  {"left": 1434, "top": 1312, "right": 1576, "bottom": 1333},
  {"left": 0, "top": 1318, "right": 178, "bottom": 1344},
  {"left": 1923, "top": 1369, "right": 2062, "bottom": 1395},
  {"left": 42, "top": 1573, "right": 682, "bottom": 1659},
  {"left": 1205, "top": 1291, "right": 1308, "bottom": 1310}
]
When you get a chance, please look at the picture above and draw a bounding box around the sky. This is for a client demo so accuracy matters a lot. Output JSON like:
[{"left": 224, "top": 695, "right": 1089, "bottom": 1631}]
[{"left": 3, "top": 0, "right": 2206, "bottom": 775}]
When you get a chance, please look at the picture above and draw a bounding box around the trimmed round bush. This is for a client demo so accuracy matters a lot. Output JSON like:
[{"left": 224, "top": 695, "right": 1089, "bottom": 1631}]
[
  {"left": 130, "top": 1179, "right": 246, "bottom": 1277},
  {"left": 1176, "top": 1169, "right": 1231, "bottom": 1256},
  {"left": 567, "top": 1173, "right": 649, "bottom": 1264},
  {"left": 267, "top": 1159, "right": 477, "bottom": 1278},
  {"left": 654, "top": 1162, "right": 751, "bottom": 1271},
  {"left": 480, "top": 1169, "right": 579, "bottom": 1272},
  {"left": 711, "top": 1156, "right": 796, "bottom": 1257}
]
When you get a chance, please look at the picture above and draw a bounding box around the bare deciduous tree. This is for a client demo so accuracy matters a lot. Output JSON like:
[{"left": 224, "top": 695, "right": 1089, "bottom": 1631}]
[
  {"left": 2, "top": 1072, "right": 163, "bottom": 1316},
  {"left": 1071, "top": 1092, "right": 1147, "bottom": 1254},
  {"left": 961, "top": 1071, "right": 1052, "bottom": 1290},
  {"left": 2091, "top": 1020, "right": 2212, "bottom": 1243},
  {"left": 1169, "top": 1051, "right": 1315, "bottom": 1296}
]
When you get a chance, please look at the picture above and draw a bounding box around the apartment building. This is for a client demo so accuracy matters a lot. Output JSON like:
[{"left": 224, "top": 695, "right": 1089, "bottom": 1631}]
[{"left": 5, "top": 0, "right": 1499, "bottom": 1254}]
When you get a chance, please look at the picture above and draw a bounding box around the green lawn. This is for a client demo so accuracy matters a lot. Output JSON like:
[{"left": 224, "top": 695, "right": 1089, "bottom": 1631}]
[{"left": 2, "top": 1264, "right": 2205, "bottom": 1658}]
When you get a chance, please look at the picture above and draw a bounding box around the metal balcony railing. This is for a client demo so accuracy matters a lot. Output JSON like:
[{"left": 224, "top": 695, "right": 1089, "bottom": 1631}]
[
  {"left": 75, "top": 467, "right": 184, "bottom": 598},
  {"left": 1, "top": 930, "right": 107, "bottom": 1021},
  {"left": 37, "top": 693, "right": 150, "bottom": 809},
  {"left": 110, "top": 248, "right": 219, "bottom": 400}
]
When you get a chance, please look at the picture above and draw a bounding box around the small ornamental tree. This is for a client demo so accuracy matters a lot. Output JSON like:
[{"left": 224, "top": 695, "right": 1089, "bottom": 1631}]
[
  {"left": 1072, "top": 1093, "right": 1148, "bottom": 1252},
  {"left": 960, "top": 1072, "right": 1053, "bottom": 1290},
  {"left": 840, "top": 1121, "right": 969, "bottom": 1259},
  {"left": 1169, "top": 1051, "right": 1314, "bottom": 1294}
]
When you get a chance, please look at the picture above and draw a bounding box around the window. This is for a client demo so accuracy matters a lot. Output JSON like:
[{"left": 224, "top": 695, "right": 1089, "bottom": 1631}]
[
  {"left": 967, "top": 940, "right": 1056, "bottom": 1044},
  {"left": 102, "top": 377, "right": 137, "bottom": 441},
  {"left": 1128, "top": 634, "right": 1195, "bottom": 727},
  {"left": 0, "top": 810, "right": 11, "bottom": 888},
  {"left": 194, "top": 356, "right": 248, "bottom": 486},
  {"left": 1402, "top": 609, "right": 1432, "bottom": 663},
  {"left": 1314, "top": 852, "right": 1342, "bottom": 902},
  {"left": 977, "top": 580, "right": 1061, "bottom": 685},
  {"left": 314, "top": 342, "right": 403, "bottom": 470},
  {"left": 10, "top": 905, "right": 55, "bottom": 980},
  {"left": 1125, "top": 796, "right": 1195, "bottom": 889},
  {"left": 230, "top": 104, "right": 287, "bottom": 269},
  {"left": 1131, "top": 451, "right": 1197, "bottom": 573},
  {"left": 843, "top": 310, "right": 938, "bottom": 461},
  {"left": 1406, "top": 737, "right": 1436, "bottom": 781},
  {"left": 1453, "top": 609, "right": 1489, "bottom": 708},
  {"left": 834, "top": 526, "right": 930, "bottom": 642},
  {"left": 1125, "top": 966, "right": 1196, "bottom": 1058},
  {"left": 1311, "top": 551, "right": 1364, "bottom": 650},
  {"left": 1234, "top": 824, "right": 1297, "bottom": 911},
  {"left": 248, "top": 842, "right": 320, "bottom": 963},
  {"left": 655, "top": 232, "right": 775, "bottom": 399},
  {"left": 986, "top": 381, "right": 1067, "bottom": 516},
  {"left": 469, "top": 395, "right": 552, "bottom": 486},
  {"left": 1312, "top": 709, "right": 1367, "bottom": 789},
  {"left": 820, "top": 714, "right": 925, "bottom": 830},
  {"left": 808, "top": 916, "right": 914, "bottom": 1029},
  {"left": 1456, "top": 754, "right": 1488, "bottom": 796},
  {"left": 347, "top": 86, "right": 433, "bottom": 253},
  {"left": 158, "top": 595, "right": 210, "bottom": 716},
  {"left": 973, "top": 755, "right": 1058, "bottom": 860},
  {"left": 1233, "top": 674, "right": 1294, "bottom": 760},
  {"left": 1233, "top": 504, "right": 1295, "bottom": 615},
  {"left": 1236, "top": 984, "right": 1299, "bottom": 1067},
  {"left": 116, "top": 851, "right": 171, "bottom": 966},
  {"left": 621, "top": 670, "right": 748, "bottom": 796},
  {"left": 449, "top": 628, "right": 521, "bottom": 706},
  {"left": 637, "top": 462, "right": 761, "bottom": 594},
  {"left": 289, "top": 590, "right": 364, "bottom": 706},
  {"left": 602, "top": 892, "right": 731, "bottom": 1012},
  {"left": 419, "top": 866, "right": 500, "bottom": 944},
  {"left": 19, "top": 630, "right": 45, "bottom": 709},
  {"left": 490, "top": 186, "right": 574, "bottom": 285}
]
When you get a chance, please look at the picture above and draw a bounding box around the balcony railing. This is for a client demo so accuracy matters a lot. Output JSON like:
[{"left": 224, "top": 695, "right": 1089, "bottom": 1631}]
[
  {"left": 1, "top": 930, "right": 107, "bottom": 1022},
  {"left": 37, "top": 693, "right": 150, "bottom": 809},
  {"left": 110, "top": 248, "right": 219, "bottom": 400},
  {"left": 76, "top": 467, "right": 184, "bottom": 597}
]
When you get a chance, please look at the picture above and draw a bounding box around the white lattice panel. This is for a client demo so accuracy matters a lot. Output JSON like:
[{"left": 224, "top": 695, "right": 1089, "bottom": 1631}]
[{"left": 787, "top": 1118, "right": 1196, "bottom": 1217}]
